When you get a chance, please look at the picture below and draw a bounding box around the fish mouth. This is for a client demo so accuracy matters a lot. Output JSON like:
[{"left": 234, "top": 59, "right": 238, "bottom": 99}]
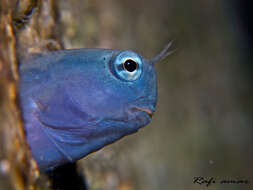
[{"left": 134, "top": 107, "right": 154, "bottom": 118}]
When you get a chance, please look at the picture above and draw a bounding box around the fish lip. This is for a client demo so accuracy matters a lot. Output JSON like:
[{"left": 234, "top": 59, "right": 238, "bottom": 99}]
[{"left": 134, "top": 107, "right": 154, "bottom": 118}]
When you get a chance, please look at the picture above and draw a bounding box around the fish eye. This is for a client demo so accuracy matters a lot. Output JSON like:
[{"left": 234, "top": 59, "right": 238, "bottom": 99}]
[
  {"left": 123, "top": 59, "right": 138, "bottom": 72},
  {"left": 109, "top": 50, "right": 143, "bottom": 81}
]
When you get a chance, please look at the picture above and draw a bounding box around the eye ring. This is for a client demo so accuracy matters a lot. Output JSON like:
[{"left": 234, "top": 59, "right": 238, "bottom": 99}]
[
  {"left": 109, "top": 50, "right": 143, "bottom": 81},
  {"left": 123, "top": 59, "right": 138, "bottom": 72}
]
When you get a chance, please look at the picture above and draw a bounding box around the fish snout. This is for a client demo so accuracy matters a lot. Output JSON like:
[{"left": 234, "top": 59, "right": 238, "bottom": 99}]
[
  {"left": 127, "top": 104, "right": 155, "bottom": 119},
  {"left": 134, "top": 107, "right": 154, "bottom": 118}
]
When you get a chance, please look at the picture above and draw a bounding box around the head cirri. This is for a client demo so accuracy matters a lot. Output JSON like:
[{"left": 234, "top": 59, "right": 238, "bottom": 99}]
[{"left": 19, "top": 42, "right": 173, "bottom": 171}]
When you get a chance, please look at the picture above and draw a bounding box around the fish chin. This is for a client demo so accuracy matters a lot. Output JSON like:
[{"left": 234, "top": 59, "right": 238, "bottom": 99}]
[{"left": 125, "top": 106, "right": 153, "bottom": 128}]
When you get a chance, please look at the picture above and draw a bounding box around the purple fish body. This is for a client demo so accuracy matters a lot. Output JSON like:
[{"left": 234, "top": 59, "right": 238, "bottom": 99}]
[{"left": 19, "top": 45, "right": 170, "bottom": 171}]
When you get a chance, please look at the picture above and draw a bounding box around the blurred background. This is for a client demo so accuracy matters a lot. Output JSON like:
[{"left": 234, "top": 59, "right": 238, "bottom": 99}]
[
  {"left": 56, "top": 0, "right": 253, "bottom": 190},
  {"left": 1, "top": 0, "right": 252, "bottom": 190}
]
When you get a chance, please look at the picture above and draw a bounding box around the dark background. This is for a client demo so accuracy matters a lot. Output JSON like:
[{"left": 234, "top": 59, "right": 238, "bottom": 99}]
[
  {"left": 0, "top": 0, "right": 252, "bottom": 190},
  {"left": 56, "top": 0, "right": 253, "bottom": 189}
]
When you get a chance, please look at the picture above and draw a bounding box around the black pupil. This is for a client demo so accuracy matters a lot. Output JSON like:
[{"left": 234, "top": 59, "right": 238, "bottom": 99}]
[{"left": 123, "top": 59, "right": 137, "bottom": 72}]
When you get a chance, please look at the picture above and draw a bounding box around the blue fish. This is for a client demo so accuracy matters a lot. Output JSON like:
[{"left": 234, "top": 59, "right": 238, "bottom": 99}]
[{"left": 19, "top": 43, "right": 173, "bottom": 171}]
